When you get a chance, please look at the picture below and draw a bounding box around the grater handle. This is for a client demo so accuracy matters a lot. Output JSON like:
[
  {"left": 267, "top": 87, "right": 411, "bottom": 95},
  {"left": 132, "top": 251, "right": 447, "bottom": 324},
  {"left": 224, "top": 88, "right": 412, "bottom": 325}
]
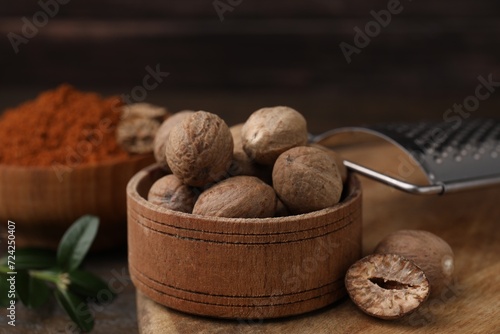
[
  {"left": 342, "top": 160, "right": 500, "bottom": 195},
  {"left": 343, "top": 160, "right": 444, "bottom": 195}
]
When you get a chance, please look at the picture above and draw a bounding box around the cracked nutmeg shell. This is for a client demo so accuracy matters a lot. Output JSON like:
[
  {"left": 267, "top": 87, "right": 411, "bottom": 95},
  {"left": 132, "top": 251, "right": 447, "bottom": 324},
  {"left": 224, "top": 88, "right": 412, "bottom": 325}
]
[
  {"left": 165, "top": 111, "right": 233, "bottom": 187},
  {"left": 374, "top": 230, "right": 454, "bottom": 297},
  {"left": 345, "top": 253, "right": 430, "bottom": 320}
]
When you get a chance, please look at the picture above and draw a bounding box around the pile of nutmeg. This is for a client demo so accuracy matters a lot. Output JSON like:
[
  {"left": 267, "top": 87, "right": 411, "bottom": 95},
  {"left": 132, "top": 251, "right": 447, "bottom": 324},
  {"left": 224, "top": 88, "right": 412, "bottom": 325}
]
[
  {"left": 146, "top": 107, "right": 457, "bottom": 322},
  {"left": 148, "top": 107, "right": 347, "bottom": 218}
]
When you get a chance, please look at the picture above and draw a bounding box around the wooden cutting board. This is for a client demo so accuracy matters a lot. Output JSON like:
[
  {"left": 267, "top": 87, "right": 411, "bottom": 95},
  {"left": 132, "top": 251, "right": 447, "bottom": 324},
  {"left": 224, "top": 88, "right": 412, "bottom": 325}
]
[{"left": 136, "top": 142, "right": 500, "bottom": 334}]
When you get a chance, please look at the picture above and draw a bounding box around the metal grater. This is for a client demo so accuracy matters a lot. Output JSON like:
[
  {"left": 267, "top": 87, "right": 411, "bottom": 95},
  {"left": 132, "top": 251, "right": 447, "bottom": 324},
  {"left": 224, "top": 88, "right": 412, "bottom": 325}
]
[{"left": 312, "top": 118, "right": 500, "bottom": 195}]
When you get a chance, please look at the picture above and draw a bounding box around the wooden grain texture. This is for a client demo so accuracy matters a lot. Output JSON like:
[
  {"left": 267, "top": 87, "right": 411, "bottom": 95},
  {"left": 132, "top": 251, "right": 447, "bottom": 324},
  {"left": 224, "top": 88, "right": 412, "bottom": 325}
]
[
  {"left": 0, "top": 154, "right": 154, "bottom": 250},
  {"left": 136, "top": 142, "right": 500, "bottom": 333},
  {"left": 127, "top": 165, "right": 362, "bottom": 319},
  {"left": 2, "top": 1, "right": 500, "bottom": 93}
]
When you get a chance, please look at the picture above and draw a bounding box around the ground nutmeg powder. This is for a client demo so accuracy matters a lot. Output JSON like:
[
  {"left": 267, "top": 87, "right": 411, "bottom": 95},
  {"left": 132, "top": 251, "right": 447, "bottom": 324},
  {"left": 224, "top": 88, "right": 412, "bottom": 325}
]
[{"left": 0, "top": 84, "right": 130, "bottom": 167}]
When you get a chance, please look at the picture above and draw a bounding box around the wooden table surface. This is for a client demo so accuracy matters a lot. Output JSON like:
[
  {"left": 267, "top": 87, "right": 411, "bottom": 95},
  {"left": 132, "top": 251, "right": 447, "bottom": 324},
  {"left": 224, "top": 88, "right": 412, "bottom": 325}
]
[{"left": 136, "top": 142, "right": 500, "bottom": 334}]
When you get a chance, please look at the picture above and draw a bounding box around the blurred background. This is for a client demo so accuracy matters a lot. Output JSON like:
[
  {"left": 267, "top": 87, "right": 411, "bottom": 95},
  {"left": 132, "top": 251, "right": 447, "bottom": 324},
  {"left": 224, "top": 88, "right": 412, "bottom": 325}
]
[
  {"left": 1, "top": 0, "right": 499, "bottom": 134},
  {"left": 1, "top": 3, "right": 499, "bottom": 332}
]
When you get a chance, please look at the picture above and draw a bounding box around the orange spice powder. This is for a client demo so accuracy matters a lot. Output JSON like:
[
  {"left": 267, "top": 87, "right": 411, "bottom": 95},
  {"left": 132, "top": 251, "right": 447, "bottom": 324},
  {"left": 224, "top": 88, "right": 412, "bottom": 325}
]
[{"left": 0, "top": 84, "right": 130, "bottom": 167}]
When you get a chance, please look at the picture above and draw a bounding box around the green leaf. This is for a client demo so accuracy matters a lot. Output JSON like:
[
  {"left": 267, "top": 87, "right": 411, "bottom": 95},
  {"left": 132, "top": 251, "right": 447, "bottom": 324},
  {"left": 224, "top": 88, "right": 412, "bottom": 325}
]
[
  {"left": 0, "top": 249, "right": 56, "bottom": 270},
  {"left": 54, "top": 287, "right": 94, "bottom": 333},
  {"left": 28, "top": 277, "right": 51, "bottom": 308},
  {"left": 30, "top": 269, "right": 61, "bottom": 284},
  {"left": 57, "top": 215, "right": 99, "bottom": 271},
  {"left": 0, "top": 272, "right": 12, "bottom": 307},
  {"left": 14, "top": 270, "right": 51, "bottom": 308},
  {"left": 68, "top": 270, "right": 115, "bottom": 301},
  {"left": 15, "top": 270, "right": 30, "bottom": 306}
]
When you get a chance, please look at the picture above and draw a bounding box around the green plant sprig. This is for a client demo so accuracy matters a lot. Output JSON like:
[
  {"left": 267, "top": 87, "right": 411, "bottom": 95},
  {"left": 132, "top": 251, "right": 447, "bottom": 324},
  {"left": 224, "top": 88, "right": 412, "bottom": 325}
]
[{"left": 0, "top": 215, "right": 115, "bottom": 332}]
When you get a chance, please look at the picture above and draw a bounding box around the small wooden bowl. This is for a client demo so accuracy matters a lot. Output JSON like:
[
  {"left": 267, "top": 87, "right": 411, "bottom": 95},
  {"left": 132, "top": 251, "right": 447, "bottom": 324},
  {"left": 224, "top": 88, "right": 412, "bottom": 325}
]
[
  {"left": 127, "top": 164, "right": 362, "bottom": 319},
  {"left": 0, "top": 155, "right": 154, "bottom": 250}
]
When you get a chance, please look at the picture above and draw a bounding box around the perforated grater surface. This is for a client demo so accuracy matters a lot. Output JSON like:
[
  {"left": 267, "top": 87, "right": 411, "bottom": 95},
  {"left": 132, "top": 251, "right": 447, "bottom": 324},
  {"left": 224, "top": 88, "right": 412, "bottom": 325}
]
[{"left": 313, "top": 118, "right": 500, "bottom": 195}]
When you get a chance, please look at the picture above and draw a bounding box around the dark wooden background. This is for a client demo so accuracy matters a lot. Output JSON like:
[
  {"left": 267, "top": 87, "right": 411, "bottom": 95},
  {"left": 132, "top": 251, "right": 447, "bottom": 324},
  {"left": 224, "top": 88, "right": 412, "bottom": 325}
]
[{"left": 1, "top": 0, "right": 499, "bottom": 132}]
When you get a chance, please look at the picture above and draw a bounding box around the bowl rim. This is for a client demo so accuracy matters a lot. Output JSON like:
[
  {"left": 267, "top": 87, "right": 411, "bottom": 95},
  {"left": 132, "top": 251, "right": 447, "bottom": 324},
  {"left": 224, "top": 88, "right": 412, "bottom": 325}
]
[{"left": 127, "top": 163, "right": 362, "bottom": 226}]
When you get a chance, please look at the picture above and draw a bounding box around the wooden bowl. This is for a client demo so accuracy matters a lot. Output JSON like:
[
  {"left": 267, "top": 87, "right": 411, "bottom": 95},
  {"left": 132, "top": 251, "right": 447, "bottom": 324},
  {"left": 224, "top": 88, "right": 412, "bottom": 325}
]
[
  {"left": 127, "top": 164, "right": 362, "bottom": 319},
  {"left": 0, "top": 154, "right": 154, "bottom": 250}
]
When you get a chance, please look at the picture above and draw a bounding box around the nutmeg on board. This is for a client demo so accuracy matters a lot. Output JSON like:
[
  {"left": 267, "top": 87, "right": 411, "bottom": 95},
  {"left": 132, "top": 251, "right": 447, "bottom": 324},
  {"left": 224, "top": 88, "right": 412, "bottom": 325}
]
[{"left": 345, "top": 229, "right": 455, "bottom": 320}]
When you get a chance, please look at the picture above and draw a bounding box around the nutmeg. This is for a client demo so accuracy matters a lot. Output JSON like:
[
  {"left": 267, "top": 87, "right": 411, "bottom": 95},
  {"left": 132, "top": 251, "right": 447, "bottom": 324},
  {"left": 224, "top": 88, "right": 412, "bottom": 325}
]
[
  {"left": 274, "top": 198, "right": 290, "bottom": 217},
  {"left": 147, "top": 174, "right": 198, "bottom": 213},
  {"left": 229, "top": 123, "right": 273, "bottom": 182},
  {"left": 165, "top": 111, "right": 233, "bottom": 187},
  {"left": 153, "top": 110, "right": 194, "bottom": 172},
  {"left": 241, "top": 106, "right": 308, "bottom": 165},
  {"left": 193, "top": 176, "right": 276, "bottom": 218},
  {"left": 309, "top": 143, "right": 348, "bottom": 184},
  {"left": 229, "top": 123, "right": 245, "bottom": 153},
  {"left": 122, "top": 102, "right": 168, "bottom": 121},
  {"left": 116, "top": 117, "right": 160, "bottom": 154},
  {"left": 272, "top": 146, "right": 343, "bottom": 214},
  {"left": 228, "top": 151, "right": 259, "bottom": 178},
  {"left": 117, "top": 103, "right": 170, "bottom": 154},
  {"left": 374, "top": 230, "right": 454, "bottom": 297}
]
